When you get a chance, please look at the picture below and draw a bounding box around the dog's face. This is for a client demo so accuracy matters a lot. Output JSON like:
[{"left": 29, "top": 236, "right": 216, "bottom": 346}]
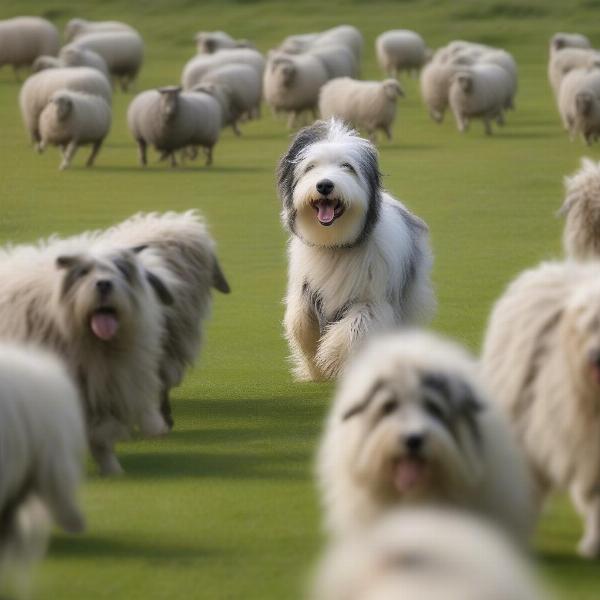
[
  {"left": 338, "top": 363, "right": 483, "bottom": 502},
  {"left": 54, "top": 249, "right": 172, "bottom": 344},
  {"left": 277, "top": 120, "right": 382, "bottom": 248}
]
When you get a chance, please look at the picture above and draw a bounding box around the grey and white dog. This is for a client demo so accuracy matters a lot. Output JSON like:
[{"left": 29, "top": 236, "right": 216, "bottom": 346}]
[{"left": 277, "top": 119, "right": 435, "bottom": 380}]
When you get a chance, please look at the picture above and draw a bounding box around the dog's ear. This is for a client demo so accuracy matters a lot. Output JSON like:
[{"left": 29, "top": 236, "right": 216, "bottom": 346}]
[
  {"left": 56, "top": 254, "right": 82, "bottom": 270},
  {"left": 146, "top": 271, "right": 174, "bottom": 306},
  {"left": 212, "top": 256, "right": 230, "bottom": 294}
]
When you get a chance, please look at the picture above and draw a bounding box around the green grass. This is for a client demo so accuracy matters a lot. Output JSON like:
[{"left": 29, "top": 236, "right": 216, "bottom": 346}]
[{"left": 0, "top": 0, "right": 599, "bottom": 598}]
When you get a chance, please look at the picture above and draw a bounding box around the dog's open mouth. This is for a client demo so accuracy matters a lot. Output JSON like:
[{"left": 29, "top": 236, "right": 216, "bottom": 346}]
[
  {"left": 90, "top": 307, "right": 119, "bottom": 341},
  {"left": 311, "top": 198, "right": 345, "bottom": 227},
  {"left": 392, "top": 456, "right": 429, "bottom": 493}
]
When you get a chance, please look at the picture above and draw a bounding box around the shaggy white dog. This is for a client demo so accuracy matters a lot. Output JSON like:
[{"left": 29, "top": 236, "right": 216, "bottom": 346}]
[
  {"left": 560, "top": 157, "right": 600, "bottom": 260},
  {"left": 278, "top": 119, "right": 434, "bottom": 380},
  {"left": 317, "top": 331, "right": 534, "bottom": 542},
  {"left": 482, "top": 260, "right": 600, "bottom": 558},
  {"left": 0, "top": 239, "right": 171, "bottom": 476},
  {"left": 0, "top": 343, "right": 85, "bottom": 597},
  {"left": 311, "top": 508, "right": 548, "bottom": 600},
  {"left": 99, "top": 211, "right": 230, "bottom": 428}
]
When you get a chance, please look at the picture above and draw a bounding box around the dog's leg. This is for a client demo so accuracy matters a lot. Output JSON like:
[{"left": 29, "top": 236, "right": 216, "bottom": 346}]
[
  {"left": 316, "top": 303, "right": 394, "bottom": 378},
  {"left": 284, "top": 289, "right": 322, "bottom": 381},
  {"left": 571, "top": 483, "right": 600, "bottom": 558},
  {"left": 89, "top": 418, "right": 128, "bottom": 476}
]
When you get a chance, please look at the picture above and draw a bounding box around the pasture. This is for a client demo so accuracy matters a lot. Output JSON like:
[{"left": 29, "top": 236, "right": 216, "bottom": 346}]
[{"left": 0, "top": 0, "right": 599, "bottom": 597}]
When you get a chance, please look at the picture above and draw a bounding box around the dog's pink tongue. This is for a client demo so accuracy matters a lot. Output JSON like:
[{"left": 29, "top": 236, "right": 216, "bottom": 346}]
[
  {"left": 393, "top": 459, "right": 425, "bottom": 493},
  {"left": 317, "top": 203, "right": 335, "bottom": 224},
  {"left": 91, "top": 313, "right": 119, "bottom": 341}
]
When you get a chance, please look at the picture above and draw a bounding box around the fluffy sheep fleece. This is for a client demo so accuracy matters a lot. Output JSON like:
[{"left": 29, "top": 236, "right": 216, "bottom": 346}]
[
  {"left": 39, "top": 90, "right": 112, "bottom": 170},
  {"left": 0, "top": 17, "right": 59, "bottom": 75},
  {"left": 195, "top": 30, "right": 253, "bottom": 54},
  {"left": 19, "top": 67, "right": 112, "bottom": 148},
  {"left": 99, "top": 211, "right": 230, "bottom": 428},
  {"left": 64, "top": 18, "right": 134, "bottom": 42},
  {"left": 481, "top": 260, "right": 600, "bottom": 558},
  {"left": 548, "top": 47, "right": 600, "bottom": 98},
  {"left": 0, "top": 343, "right": 85, "bottom": 597},
  {"left": 558, "top": 67, "right": 600, "bottom": 144},
  {"left": 317, "top": 331, "right": 535, "bottom": 543},
  {"left": 561, "top": 158, "right": 600, "bottom": 259},
  {"left": 550, "top": 31, "right": 592, "bottom": 55},
  {"left": 59, "top": 45, "right": 111, "bottom": 80},
  {"left": 311, "top": 509, "right": 549, "bottom": 600},
  {"left": 319, "top": 77, "right": 403, "bottom": 142},
  {"left": 127, "top": 86, "right": 222, "bottom": 166},
  {"left": 0, "top": 239, "right": 171, "bottom": 476},
  {"left": 376, "top": 29, "right": 428, "bottom": 78}
]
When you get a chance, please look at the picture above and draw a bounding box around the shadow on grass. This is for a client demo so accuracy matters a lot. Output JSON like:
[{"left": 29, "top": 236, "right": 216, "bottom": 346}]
[
  {"left": 538, "top": 550, "right": 599, "bottom": 576},
  {"left": 50, "top": 534, "right": 216, "bottom": 561}
]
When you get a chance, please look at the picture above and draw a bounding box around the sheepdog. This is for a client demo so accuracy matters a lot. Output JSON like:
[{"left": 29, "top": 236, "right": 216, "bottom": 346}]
[
  {"left": 311, "top": 508, "right": 548, "bottom": 600},
  {"left": 317, "top": 330, "right": 535, "bottom": 543},
  {"left": 0, "top": 343, "right": 85, "bottom": 597},
  {"left": 277, "top": 119, "right": 435, "bottom": 380},
  {"left": 0, "top": 239, "right": 172, "bottom": 476},
  {"left": 99, "top": 211, "right": 230, "bottom": 428},
  {"left": 560, "top": 157, "right": 600, "bottom": 260},
  {"left": 482, "top": 260, "right": 600, "bottom": 558}
]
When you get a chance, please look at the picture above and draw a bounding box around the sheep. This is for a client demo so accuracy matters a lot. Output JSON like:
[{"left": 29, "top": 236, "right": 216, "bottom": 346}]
[
  {"left": 59, "top": 45, "right": 110, "bottom": 80},
  {"left": 550, "top": 32, "right": 592, "bottom": 55},
  {"left": 196, "top": 63, "right": 262, "bottom": 134},
  {"left": 448, "top": 63, "right": 513, "bottom": 134},
  {"left": 64, "top": 18, "right": 134, "bottom": 42},
  {"left": 307, "top": 44, "right": 358, "bottom": 78},
  {"left": 548, "top": 47, "right": 600, "bottom": 97},
  {"left": 127, "top": 86, "right": 221, "bottom": 167},
  {"left": 181, "top": 47, "right": 265, "bottom": 90},
  {"left": 376, "top": 29, "right": 428, "bottom": 78},
  {"left": 263, "top": 52, "right": 329, "bottom": 128},
  {"left": 0, "top": 17, "right": 60, "bottom": 79},
  {"left": 38, "top": 90, "right": 111, "bottom": 170},
  {"left": 19, "top": 67, "right": 112, "bottom": 148},
  {"left": 277, "top": 26, "right": 363, "bottom": 61},
  {"left": 318, "top": 77, "right": 403, "bottom": 141},
  {"left": 71, "top": 30, "right": 144, "bottom": 91},
  {"left": 558, "top": 67, "right": 600, "bottom": 144},
  {"left": 433, "top": 40, "right": 492, "bottom": 65},
  {"left": 31, "top": 55, "right": 61, "bottom": 73},
  {"left": 278, "top": 32, "right": 320, "bottom": 54},
  {"left": 195, "top": 31, "right": 253, "bottom": 54},
  {"left": 420, "top": 59, "right": 462, "bottom": 122}
]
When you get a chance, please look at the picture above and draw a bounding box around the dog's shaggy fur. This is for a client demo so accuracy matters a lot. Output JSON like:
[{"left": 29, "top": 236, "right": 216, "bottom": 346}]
[
  {"left": 0, "top": 239, "right": 171, "bottom": 476},
  {"left": 560, "top": 157, "right": 600, "bottom": 260},
  {"left": 278, "top": 119, "right": 435, "bottom": 380},
  {"left": 317, "top": 331, "right": 534, "bottom": 542},
  {"left": 0, "top": 343, "right": 85, "bottom": 597},
  {"left": 482, "top": 260, "right": 600, "bottom": 558},
  {"left": 99, "top": 211, "right": 230, "bottom": 428},
  {"left": 311, "top": 509, "right": 548, "bottom": 600}
]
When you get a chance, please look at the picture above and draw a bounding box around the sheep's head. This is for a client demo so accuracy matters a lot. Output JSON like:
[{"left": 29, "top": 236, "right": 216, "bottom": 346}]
[
  {"left": 455, "top": 72, "right": 474, "bottom": 94},
  {"left": 272, "top": 59, "right": 296, "bottom": 87},
  {"left": 158, "top": 86, "right": 181, "bottom": 122},
  {"left": 383, "top": 79, "right": 404, "bottom": 100},
  {"left": 53, "top": 95, "right": 73, "bottom": 121}
]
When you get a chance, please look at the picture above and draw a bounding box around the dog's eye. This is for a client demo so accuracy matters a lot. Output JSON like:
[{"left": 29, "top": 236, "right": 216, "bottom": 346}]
[
  {"left": 305, "top": 164, "right": 315, "bottom": 173},
  {"left": 340, "top": 162, "right": 356, "bottom": 174},
  {"left": 425, "top": 400, "right": 446, "bottom": 421},
  {"left": 77, "top": 267, "right": 90, "bottom": 278},
  {"left": 381, "top": 399, "right": 398, "bottom": 416}
]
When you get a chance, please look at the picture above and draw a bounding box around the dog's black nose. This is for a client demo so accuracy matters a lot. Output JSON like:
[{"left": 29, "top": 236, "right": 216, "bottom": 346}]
[
  {"left": 316, "top": 179, "right": 334, "bottom": 196},
  {"left": 405, "top": 434, "right": 425, "bottom": 453},
  {"left": 96, "top": 280, "right": 113, "bottom": 296}
]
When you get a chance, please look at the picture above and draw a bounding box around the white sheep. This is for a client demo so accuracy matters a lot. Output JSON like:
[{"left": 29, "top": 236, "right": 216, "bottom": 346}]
[
  {"left": 307, "top": 44, "right": 358, "bottom": 78},
  {"left": 71, "top": 30, "right": 144, "bottom": 91},
  {"left": 64, "top": 18, "right": 134, "bottom": 42},
  {"left": 318, "top": 77, "right": 403, "bottom": 141},
  {"left": 181, "top": 47, "right": 265, "bottom": 90},
  {"left": 558, "top": 67, "right": 600, "bottom": 144},
  {"left": 420, "top": 59, "right": 462, "bottom": 122},
  {"left": 263, "top": 52, "right": 329, "bottom": 128},
  {"left": 448, "top": 63, "right": 513, "bottom": 134},
  {"left": 38, "top": 90, "right": 111, "bottom": 170},
  {"left": 277, "top": 32, "right": 320, "bottom": 54},
  {"left": 195, "top": 30, "right": 253, "bottom": 53},
  {"left": 548, "top": 47, "right": 600, "bottom": 97},
  {"left": 376, "top": 29, "right": 428, "bottom": 78},
  {"left": 433, "top": 40, "right": 492, "bottom": 64},
  {"left": 19, "top": 67, "right": 112, "bottom": 148},
  {"left": 127, "top": 86, "right": 221, "bottom": 167},
  {"left": 550, "top": 32, "right": 592, "bottom": 55},
  {"left": 31, "top": 55, "right": 61, "bottom": 72},
  {"left": 59, "top": 45, "right": 110, "bottom": 80},
  {"left": 0, "top": 17, "right": 59, "bottom": 79},
  {"left": 196, "top": 63, "right": 262, "bottom": 133},
  {"left": 312, "top": 25, "right": 363, "bottom": 61}
]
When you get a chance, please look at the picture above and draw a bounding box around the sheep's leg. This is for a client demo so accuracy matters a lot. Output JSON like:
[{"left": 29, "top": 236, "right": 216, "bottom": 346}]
[
  {"left": 137, "top": 140, "right": 147, "bottom": 166},
  {"left": 170, "top": 152, "right": 178, "bottom": 167},
  {"left": 496, "top": 111, "right": 505, "bottom": 126},
  {"left": 383, "top": 125, "right": 393, "bottom": 140},
  {"left": 232, "top": 120, "right": 242, "bottom": 136},
  {"left": 119, "top": 76, "right": 129, "bottom": 93},
  {"left": 287, "top": 112, "right": 297, "bottom": 129},
  {"left": 60, "top": 141, "right": 78, "bottom": 170},
  {"left": 571, "top": 483, "right": 600, "bottom": 558},
  {"left": 455, "top": 113, "right": 468, "bottom": 133},
  {"left": 205, "top": 146, "right": 213, "bottom": 166},
  {"left": 86, "top": 141, "right": 103, "bottom": 167},
  {"left": 483, "top": 117, "right": 492, "bottom": 136}
]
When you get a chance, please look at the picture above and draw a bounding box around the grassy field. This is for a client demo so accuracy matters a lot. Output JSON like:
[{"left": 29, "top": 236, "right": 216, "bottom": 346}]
[{"left": 1, "top": 0, "right": 599, "bottom": 598}]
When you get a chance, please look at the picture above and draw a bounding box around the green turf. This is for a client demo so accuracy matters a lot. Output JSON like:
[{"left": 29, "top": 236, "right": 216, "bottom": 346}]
[{"left": 0, "top": 0, "right": 599, "bottom": 598}]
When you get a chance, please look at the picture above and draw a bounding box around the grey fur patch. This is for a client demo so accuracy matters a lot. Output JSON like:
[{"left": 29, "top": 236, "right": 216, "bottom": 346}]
[{"left": 342, "top": 379, "right": 386, "bottom": 421}]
